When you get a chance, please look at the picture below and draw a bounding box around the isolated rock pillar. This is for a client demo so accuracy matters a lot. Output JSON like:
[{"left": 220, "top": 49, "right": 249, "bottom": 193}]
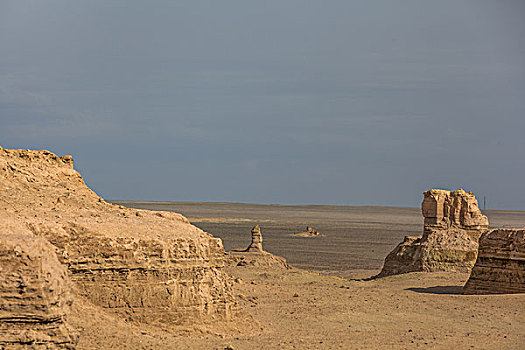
[{"left": 247, "top": 225, "right": 263, "bottom": 252}]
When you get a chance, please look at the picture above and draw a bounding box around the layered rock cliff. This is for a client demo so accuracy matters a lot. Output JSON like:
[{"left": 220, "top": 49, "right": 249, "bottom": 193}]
[
  {"left": 0, "top": 235, "right": 77, "bottom": 349},
  {"left": 0, "top": 147, "right": 235, "bottom": 331},
  {"left": 378, "top": 189, "right": 489, "bottom": 277},
  {"left": 463, "top": 229, "right": 525, "bottom": 294}
]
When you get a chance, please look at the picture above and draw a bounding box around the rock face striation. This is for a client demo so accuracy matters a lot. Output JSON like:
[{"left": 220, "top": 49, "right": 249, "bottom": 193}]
[
  {"left": 378, "top": 189, "right": 489, "bottom": 277},
  {"left": 0, "top": 235, "right": 77, "bottom": 349},
  {"left": 0, "top": 147, "right": 235, "bottom": 330},
  {"left": 463, "top": 229, "right": 525, "bottom": 294}
]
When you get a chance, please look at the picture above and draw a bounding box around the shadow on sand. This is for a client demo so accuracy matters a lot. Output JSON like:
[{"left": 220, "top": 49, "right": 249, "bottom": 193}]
[{"left": 405, "top": 285, "right": 463, "bottom": 295}]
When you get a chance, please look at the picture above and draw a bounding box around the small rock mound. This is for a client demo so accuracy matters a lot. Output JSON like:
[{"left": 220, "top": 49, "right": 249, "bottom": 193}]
[
  {"left": 377, "top": 189, "right": 489, "bottom": 277},
  {"left": 0, "top": 235, "right": 77, "bottom": 349},
  {"left": 463, "top": 229, "right": 525, "bottom": 294},
  {"left": 227, "top": 252, "right": 289, "bottom": 268},
  {"left": 290, "top": 226, "right": 324, "bottom": 237}
]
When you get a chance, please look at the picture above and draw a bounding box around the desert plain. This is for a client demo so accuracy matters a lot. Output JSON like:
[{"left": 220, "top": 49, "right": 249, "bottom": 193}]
[
  {"left": 105, "top": 200, "right": 525, "bottom": 349},
  {"left": 1, "top": 148, "right": 523, "bottom": 350}
]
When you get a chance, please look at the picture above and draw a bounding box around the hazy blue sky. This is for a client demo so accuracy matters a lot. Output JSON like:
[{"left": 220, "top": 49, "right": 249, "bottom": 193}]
[{"left": 1, "top": 1, "right": 524, "bottom": 209}]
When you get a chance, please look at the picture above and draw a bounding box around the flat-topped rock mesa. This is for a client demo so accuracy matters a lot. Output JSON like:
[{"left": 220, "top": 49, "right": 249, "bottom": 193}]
[
  {"left": 463, "top": 229, "right": 525, "bottom": 294},
  {"left": 0, "top": 235, "right": 77, "bottom": 349},
  {"left": 0, "top": 147, "right": 235, "bottom": 327},
  {"left": 378, "top": 189, "right": 489, "bottom": 277}
]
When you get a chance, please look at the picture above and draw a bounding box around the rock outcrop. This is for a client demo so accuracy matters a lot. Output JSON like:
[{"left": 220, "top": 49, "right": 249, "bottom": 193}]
[
  {"left": 378, "top": 189, "right": 489, "bottom": 277},
  {"left": 246, "top": 225, "right": 263, "bottom": 252},
  {"left": 290, "top": 226, "right": 324, "bottom": 237},
  {"left": 0, "top": 235, "right": 77, "bottom": 349},
  {"left": 0, "top": 147, "right": 235, "bottom": 328},
  {"left": 226, "top": 251, "right": 289, "bottom": 269},
  {"left": 463, "top": 229, "right": 525, "bottom": 294},
  {"left": 226, "top": 225, "right": 288, "bottom": 268}
]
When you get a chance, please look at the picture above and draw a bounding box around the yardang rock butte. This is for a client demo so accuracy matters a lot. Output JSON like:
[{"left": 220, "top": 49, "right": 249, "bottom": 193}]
[{"left": 378, "top": 189, "right": 489, "bottom": 277}]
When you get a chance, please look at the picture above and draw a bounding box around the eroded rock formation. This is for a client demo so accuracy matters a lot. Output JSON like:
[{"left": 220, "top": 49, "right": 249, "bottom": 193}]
[
  {"left": 0, "top": 147, "right": 235, "bottom": 328},
  {"left": 290, "top": 226, "right": 324, "bottom": 237},
  {"left": 226, "top": 225, "right": 288, "bottom": 268},
  {"left": 0, "top": 235, "right": 77, "bottom": 349},
  {"left": 246, "top": 225, "right": 263, "bottom": 252},
  {"left": 463, "top": 229, "right": 525, "bottom": 294},
  {"left": 378, "top": 189, "right": 489, "bottom": 277}
]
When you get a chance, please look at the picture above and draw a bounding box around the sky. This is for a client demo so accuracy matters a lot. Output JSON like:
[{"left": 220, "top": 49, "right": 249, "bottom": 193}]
[{"left": 0, "top": 1, "right": 524, "bottom": 209}]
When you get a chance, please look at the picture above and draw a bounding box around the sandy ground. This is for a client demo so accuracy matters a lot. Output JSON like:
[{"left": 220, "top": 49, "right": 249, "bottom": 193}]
[
  {"left": 71, "top": 266, "right": 524, "bottom": 349},
  {"left": 87, "top": 201, "right": 525, "bottom": 349},
  {"left": 222, "top": 267, "right": 523, "bottom": 349}
]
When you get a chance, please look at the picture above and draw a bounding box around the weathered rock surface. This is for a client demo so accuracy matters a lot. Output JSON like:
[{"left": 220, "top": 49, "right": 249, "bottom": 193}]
[
  {"left": 0, "top": 147, "right": 235, "bottom": 327},
  {"left": 463, "top": 229, "right": 525, "bottom": 294},
  {"left": 378, "top": 189, "right": 489, "bottom": 277},
  {"left": 0, "top": 235, "right": 77, "bottom": 349},
  {"left": 421, "top": 189, "right": 488, "bottom": 232}
]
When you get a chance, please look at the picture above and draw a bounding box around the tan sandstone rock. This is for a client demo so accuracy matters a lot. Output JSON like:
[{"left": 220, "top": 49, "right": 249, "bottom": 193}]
[
  {"left": 246, "top": 225, "right": 263, "bottom": 252},
  {"left": 0, "top": 235, "right": 77, "bottom": 349},
  {"left": 463, "top": 229, "right": 525, "bottom": 294},
  {"left": 377, "top": 189, "right": 489, "bottom": 277},
  {"left": 226, "top": 225, "right": 288, "bottom": 268},
  {"left": 0, "top": 147, "right": 235, "bottom": 327},
  {"left": 290, "top": 226, "right": 324, "bottom": 237}
]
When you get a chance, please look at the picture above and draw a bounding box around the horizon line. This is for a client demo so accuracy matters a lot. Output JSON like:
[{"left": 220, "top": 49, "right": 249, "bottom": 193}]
[{"left": 108, "top": 199, "right": 525, "bottom": 212}]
